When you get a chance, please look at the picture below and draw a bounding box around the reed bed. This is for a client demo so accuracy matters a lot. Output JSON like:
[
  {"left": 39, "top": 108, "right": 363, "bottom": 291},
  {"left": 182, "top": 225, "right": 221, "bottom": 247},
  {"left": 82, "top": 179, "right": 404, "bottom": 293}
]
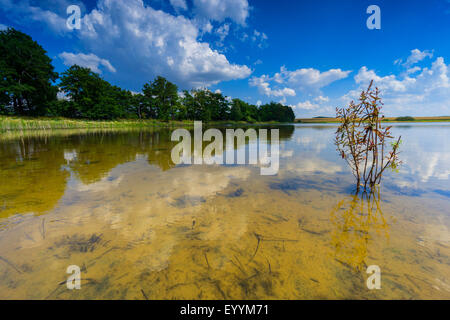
[{"left": 0, "top": 116, "right": 194, "bottom": 131}]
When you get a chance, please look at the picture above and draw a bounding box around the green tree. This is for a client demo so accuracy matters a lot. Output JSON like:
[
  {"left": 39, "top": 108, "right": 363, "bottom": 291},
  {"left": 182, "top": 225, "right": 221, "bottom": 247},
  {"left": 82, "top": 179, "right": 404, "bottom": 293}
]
[
  {"left": 230, "top": 99, "right": 244, "bottom": 121},
  {"left": 231, "top": 98, "right": 260, "bottom": 122},
  {"left": 127, "top": 93, "right": 145, "bottom": 119},
  {"left": 208, "top": 91, "right": 230, "bottom": 121},
  {"left": 0, "top": 28, "right": 58, "bottom": 116},
  {"left": 192, "top": 89, "right": 211, "bottom": 121},
  {"left": 59, "top": 65, "right": 129, "bottom": 119},
  {"left": 143, "top": 76, "right": 179, "bottom": 121},
  {"left": 259, "top": 102, "right": 295, "bottom": 122},
  {"left": 182, "top": 90, "right": 196, "bottom": 120}
]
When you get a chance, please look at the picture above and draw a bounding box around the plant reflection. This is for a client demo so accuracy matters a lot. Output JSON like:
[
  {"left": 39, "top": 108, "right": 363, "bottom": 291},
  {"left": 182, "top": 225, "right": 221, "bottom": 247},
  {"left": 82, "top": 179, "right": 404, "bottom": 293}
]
[{"left": 330, "top": 187, "right": 389, "bottom": 271}]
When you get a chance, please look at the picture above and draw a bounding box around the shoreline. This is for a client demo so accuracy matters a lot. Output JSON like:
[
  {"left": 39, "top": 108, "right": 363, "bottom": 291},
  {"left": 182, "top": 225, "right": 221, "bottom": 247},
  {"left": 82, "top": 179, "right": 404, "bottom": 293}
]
[
  {"left": 0, "top": 116, "right": 286, "bottom": 131},
  {"left": 2, "top": 115, "right": 449, "bottom": 132},
  {"left": 295, "top": 116, "right": 450, "bottom": 124}
]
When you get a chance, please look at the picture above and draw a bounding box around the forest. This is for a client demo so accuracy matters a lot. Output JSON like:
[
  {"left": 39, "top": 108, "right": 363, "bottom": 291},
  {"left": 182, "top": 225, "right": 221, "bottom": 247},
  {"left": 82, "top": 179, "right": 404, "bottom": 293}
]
[{"left": 0, "top": 28, "right": 295, "bottom": 123}]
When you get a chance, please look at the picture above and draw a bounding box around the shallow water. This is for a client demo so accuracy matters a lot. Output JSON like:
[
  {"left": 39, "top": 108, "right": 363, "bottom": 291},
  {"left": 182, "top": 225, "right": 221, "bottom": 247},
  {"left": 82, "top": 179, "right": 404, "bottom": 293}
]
[{"left": 0, "top": 123, "right": 449, "bottom": 299}]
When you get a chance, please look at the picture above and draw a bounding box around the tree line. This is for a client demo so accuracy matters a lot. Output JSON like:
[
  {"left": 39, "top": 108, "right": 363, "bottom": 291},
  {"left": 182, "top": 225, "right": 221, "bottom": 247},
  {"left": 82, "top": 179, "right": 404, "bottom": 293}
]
[{"left": 0, "top": 28, "right": 295, "bottom": 123}]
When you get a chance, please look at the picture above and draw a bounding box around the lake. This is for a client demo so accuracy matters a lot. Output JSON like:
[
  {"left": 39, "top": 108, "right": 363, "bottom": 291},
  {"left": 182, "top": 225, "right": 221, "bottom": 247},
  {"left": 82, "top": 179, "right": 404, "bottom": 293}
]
[{"left": 0, "top": 123, "right": 449, "bottom": 299}]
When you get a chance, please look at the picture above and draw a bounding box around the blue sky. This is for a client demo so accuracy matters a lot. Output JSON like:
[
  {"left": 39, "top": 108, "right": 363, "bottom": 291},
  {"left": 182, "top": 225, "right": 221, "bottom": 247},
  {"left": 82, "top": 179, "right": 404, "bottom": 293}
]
[{"left": 1, "top": 0, "right": 450, "bottom": 117}]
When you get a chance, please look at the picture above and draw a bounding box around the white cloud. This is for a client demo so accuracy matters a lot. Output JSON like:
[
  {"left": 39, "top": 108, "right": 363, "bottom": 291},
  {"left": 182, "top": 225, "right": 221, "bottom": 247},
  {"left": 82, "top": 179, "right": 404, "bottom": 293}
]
[
  {"left": 314, "top": 95, "right": 329, "bottom": 103},
  {"left": 406, "top": 66, "right": 421, "bottom": 75},
  {"left": 193, "top": 0, "right": 250, "bottom": 25},
  {"left": 342, "top": 54, "right": 450, "bottom": 116},
  {"left": 0, "top": 24, "right": 7, "bottom": 30},
  {"left": 249, "top": 66, "right": 349, "bottom": 112},
  {"left": 216, "top": 23, "right": 230, "bottom": 43},
  {"left": 240, "top": 32, "right": 249, "bottom": 42},
  {"left": 76, "top": 0, "right": 251, "bottom": 88},
  {"left": 291, "top": 101, "right": 320, "bottom": 110},
  {"left": 252, "top": 30, "right": 268, "bottom": 48},
  {"left": 59, "top": 52, "right": 117, "bottom": 74},
  {"left": 273, "top": 66, "right": 351, "bottom": 92},
  {"left": 395, "top": 49, "right": 433, "bottom": 67},
  {"left": 354, "top": 66, "right": 411, "bottom": 92},
  {"left": 249, "top": 75, "right": 296, "bottom": 98},
  {"left": 169, "top": 0, "right": 188, "bottom": 11},
  {"left": 0, "top": 0, "right": 251, "bottom": 89},
  {"left": 0, "top": 0, "right": 78, "bottom": 34}
]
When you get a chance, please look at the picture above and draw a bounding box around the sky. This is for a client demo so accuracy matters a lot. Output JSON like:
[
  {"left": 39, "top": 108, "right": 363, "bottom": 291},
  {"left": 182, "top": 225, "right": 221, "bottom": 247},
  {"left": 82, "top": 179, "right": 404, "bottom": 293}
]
[{"left": 1, "top": 0, "right": 450, "bottom": 117}]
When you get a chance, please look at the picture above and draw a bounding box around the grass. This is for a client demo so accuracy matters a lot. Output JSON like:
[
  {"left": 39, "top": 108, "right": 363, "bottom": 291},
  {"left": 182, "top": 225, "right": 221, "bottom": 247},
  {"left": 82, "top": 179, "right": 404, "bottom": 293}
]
[
  {"left": 0, "top": 116, "right": 198, "bottom": 131},
  {"left": 0, "top": 116, "right": 289, "bottom": 131}
]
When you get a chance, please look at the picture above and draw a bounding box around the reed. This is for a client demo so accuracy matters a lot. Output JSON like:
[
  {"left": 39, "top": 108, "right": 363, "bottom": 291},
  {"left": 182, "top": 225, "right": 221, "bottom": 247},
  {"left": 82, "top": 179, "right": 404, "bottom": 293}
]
[{"left": 0, "top": 116, "right": 195, "bottom": 131}]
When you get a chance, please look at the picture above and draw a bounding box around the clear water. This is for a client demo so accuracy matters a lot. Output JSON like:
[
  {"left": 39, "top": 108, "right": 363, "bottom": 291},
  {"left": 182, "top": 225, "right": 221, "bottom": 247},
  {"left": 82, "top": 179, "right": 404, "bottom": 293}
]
[{"left": 0, "top": 123, "right": 449, "bottom": 299}]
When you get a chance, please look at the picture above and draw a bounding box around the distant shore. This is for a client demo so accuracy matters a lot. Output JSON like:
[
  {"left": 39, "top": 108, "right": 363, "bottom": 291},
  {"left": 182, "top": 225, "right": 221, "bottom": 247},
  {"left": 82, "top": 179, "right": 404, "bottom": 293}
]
[
  {"left": 295, "top": 116, "right": 450, "bottom": 123},
  {"left": 2, "top": 115, "right": 449, "bottom": 132},
  {"left": 0, "top": 116, "right": 286, "bottom": 131}
]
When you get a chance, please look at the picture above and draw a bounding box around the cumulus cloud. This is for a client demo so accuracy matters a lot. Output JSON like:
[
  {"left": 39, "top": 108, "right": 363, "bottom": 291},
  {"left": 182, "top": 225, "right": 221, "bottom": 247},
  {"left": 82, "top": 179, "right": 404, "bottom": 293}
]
[
  {"left": 406, "top": 66, "right": 421, "bottom": 75},
  {"left": 59, "top": 52, "right": 117, "bottom": 74},
  {"left": 249, "top": 65, "right": 349, "bottom": 111},
  {"left": 193, "top": 0, "right": 250, "bottom": 25},
  {"left": 216, "top": 23, "right": 230, "bottom": 43},
  {"left": 342, "top": 54, "right": 450, "bottom": 116},
  {"left": 249, "top": 75, "right": 296, "bottom": 98},
  {"left": 354, "top": 66, "right": 412, "bottom": 92},
  {"left": 0, "top": 0, "right": 84, "bottom": 34},
  {"left": 169, "top": 0, "right": 188, "bottom": 11},
  {"left": 291, "top": 101, "right": 320, "bottom": 110},
  {"left": 273, "top": 66, "right": 351, "bottom": 92},
  {"left": 395, "top": 49, "right": 433, "bottom": 67},
  {"left": 314, "top": 95, "right": 329, "bottom": 103},
  {"left": 0, "top": 0, "right": 68, "bottom": 34},
  {"left": 0, "top": 0, "right": 251, "bottom": 89},
  {"left": 75, "top": 0, "right": 251, "bottom": 88}
]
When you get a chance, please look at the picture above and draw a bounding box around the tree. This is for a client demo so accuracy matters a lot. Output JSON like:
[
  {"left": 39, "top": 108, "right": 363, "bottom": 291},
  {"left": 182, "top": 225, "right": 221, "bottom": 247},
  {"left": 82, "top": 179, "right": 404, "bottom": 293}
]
[
  {"left": 182, "top": 90, "right": 196, "bottom": 120},
  {"left": 259, "top": 102, "right": 295, "bottom": 122},
  {"left": 59, "top": 65, "right": 129, "bottom": 119},
  {"left": 128, "top": 93, "right": 146, "bottom": 119},
  {"left": 0, "top": 28, "right": 58, "bottom": 116},
  {"left": 209, "top": 91, "right": 230, "bottom": 121},
  {"left": 232, "top": 98, "right": 260, "bottom": 122},
  {"left": 230, "top": 99, "right": 244, "bottom": 121},
  {"left": 143, "top": 76, "right": 179, "bottom": 121},
  {"left": 0, "top": 28, "right": 297, "bottom": 123},
  {"left": 192, "top": 89, "right": 211, "bottom": 121}
]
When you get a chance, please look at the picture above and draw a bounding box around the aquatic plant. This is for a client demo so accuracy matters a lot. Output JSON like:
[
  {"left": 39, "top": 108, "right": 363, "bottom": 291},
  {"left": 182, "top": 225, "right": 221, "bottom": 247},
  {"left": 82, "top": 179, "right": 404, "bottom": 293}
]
[{"left": 335, "top": 80, "right": 402, "bottom": 191}]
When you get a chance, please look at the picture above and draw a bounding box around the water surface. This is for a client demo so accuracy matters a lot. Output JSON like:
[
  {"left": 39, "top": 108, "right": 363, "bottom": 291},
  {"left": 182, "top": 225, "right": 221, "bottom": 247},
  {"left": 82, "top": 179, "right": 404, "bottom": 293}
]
[{"left": 0, "top": 123, "right": 449, "bottom": 299}]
